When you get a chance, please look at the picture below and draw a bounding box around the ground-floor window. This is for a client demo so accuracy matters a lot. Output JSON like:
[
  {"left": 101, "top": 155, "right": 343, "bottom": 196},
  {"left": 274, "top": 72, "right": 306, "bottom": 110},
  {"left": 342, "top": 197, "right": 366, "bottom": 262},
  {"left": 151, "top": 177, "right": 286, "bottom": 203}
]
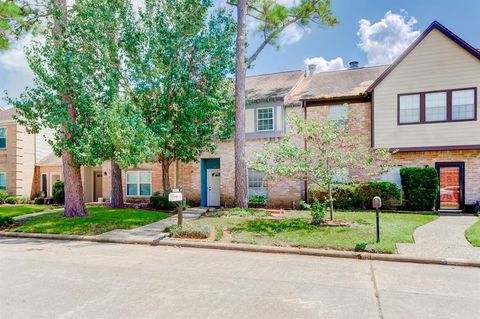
[
  {"left": 41, "top": 173, "right": 48, "bottom": 196},
  {"left": 0, "top": 172, "right": 6, "bottom": 190},
  {"left": 248, "top": 169, "right": 268, "bottom": 198},
  {"left": 380, "top": 167, "right": 402, "bottom": 188},
  {"left": 126, "top": 171, "right": 152, "bottom": 196}
]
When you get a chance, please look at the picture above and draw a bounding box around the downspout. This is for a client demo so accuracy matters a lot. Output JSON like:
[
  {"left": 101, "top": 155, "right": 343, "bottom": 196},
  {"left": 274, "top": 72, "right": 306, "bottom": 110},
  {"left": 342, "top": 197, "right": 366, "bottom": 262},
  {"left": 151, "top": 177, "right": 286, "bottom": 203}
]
[{"left": 303, "top": 100, "right": 308, "bottom": 202}]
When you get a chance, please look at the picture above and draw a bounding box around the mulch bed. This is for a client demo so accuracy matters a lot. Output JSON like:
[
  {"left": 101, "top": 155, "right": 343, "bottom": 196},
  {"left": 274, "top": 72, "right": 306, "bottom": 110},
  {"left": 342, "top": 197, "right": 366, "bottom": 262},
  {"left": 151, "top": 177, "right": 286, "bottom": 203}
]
[{"left": 0, "top": 222, "right": 23, "bottom": 231}]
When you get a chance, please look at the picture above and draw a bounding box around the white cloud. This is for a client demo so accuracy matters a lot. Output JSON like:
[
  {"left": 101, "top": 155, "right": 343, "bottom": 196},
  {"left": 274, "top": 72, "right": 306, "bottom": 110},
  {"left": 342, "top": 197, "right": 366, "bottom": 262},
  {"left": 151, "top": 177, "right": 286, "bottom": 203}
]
[
  {"left": 304, "top": 56, "right": 345, "bottom": 73},
  {"left": 0, "top": 35, "right": 34, "bottom": 103},
  {"left": 279, "top": 24, "right": 310, "bottom": 45},
  {"left": 357, "top": 10, "right": 421, "bottom": 66}
]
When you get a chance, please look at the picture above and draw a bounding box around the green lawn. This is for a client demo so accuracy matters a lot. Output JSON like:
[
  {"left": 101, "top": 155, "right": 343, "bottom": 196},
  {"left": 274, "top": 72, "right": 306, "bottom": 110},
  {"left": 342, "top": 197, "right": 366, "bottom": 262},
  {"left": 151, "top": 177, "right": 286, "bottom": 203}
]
[
  {"left": 0, "top": 205, "right": 54, "bottom": 218},
  {"left": 7, "top": 206, "right": 170, "bottom": 235},
  {"left": 465, "top": 217, "right": 480, "bottom": 247},
  {"left": 182, "top": 210, "right": 437, "bottom": 254}
]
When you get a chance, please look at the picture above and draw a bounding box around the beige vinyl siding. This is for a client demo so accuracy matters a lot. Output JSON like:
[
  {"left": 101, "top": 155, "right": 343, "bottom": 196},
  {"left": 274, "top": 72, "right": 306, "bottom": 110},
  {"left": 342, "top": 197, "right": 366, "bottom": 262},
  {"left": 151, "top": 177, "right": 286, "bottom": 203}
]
[{"left": 374, "top": 28, "right": 480, "bottom": 149}]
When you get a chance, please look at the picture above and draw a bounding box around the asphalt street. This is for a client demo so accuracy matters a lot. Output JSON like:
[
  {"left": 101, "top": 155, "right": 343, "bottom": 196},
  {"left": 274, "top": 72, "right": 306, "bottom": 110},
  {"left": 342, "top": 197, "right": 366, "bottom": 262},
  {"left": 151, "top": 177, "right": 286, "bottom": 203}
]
[{"left": 0, "top": 238, "right": 479, "bottom": 318}]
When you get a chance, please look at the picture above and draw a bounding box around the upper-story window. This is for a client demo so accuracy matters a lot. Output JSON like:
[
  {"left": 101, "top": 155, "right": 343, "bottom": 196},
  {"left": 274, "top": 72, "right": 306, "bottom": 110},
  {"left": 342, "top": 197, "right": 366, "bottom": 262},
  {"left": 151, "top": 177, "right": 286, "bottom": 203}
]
[
  {"left": 126, "top": 171, "right": 152, "bottom": 196},
  {"left": 399, "top": 94, "right": 420, "bottom": 123},
  {"left": 398, "top": 88, "right": 476, "bottom": 125},
  {"left": 328, "top": 105, "right": 349, "bottom": 124},
  {"left": 452, "top": 89, "right": 475, "bottom": 120},
  {"left": 0, "top": 128, "right": 6, "bottom": 149},
  {"left": 256, "top": 107, "right": 274, "bottom": 131},
  {"left": 425, "top": 92, "right": 447, "bottom": 122}
]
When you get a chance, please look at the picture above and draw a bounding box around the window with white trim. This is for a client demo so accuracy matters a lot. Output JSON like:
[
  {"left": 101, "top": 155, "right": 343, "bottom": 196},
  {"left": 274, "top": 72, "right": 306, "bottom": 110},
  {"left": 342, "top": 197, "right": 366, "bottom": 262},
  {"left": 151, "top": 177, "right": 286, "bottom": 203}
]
[
  {"left": 248, "top": 169, "right": 268, "bottom": 198},
  {"left": 0, "top": 173, "right": 5, "bottom": 190},
  {"left": 256, "top": 107, "right": 274, "bottom": 131},
  {"left": 328, "top": 105, "right": 348, "bottom": 124},
  {"left": 0, "top": 128, "right": 6, "bottom": 149},
  {"left": 126, "top": 171, "right": 152, "bottom": 196},
  {"left": 425, "top": 92, "right": 447, "bottom": 122},
  {"left": 399, "top": 94, "right": 420, "bottom": 123},
  {"left": 452, "top": 89, "right": 475, "bottom": 120}
]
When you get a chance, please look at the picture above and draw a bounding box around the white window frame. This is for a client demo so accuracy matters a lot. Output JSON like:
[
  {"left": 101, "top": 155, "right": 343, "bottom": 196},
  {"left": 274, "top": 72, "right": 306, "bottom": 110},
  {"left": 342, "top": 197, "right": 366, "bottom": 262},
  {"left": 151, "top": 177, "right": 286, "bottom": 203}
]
[
  {"left": 49, "top": 172, "right": 63, "bottom": 197},
  {"left": 0, "top": 172, "right": 6, "bottom": 190},
  {"left": 256, "top": 107, "right": 274, "bottom": 132},
  {"left": 247, "top": 169, "right": 268, "bottom": 199},
  {"left": 126, "top": 171, "right": 152, "bottom": 197},
  {"left": 0, "top": 127, "right": 6, "bottom": 150}
]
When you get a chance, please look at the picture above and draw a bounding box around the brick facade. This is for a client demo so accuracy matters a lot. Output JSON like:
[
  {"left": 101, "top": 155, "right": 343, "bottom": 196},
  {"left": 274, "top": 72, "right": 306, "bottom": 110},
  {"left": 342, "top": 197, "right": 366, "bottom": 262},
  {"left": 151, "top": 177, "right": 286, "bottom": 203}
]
[{"left": 393, "top": 150, "right": 480, "bottom": 205}]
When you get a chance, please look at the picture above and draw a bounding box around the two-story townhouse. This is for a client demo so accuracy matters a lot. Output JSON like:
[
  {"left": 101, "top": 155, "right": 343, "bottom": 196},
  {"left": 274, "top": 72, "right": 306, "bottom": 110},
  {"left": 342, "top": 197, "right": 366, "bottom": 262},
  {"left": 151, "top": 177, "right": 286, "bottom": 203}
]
[
  {"left": 0, "top": 108, "right": 36, "bottom": 198},
  {"left": 369, "top": 21, "right": 480, "bottom": 212}
]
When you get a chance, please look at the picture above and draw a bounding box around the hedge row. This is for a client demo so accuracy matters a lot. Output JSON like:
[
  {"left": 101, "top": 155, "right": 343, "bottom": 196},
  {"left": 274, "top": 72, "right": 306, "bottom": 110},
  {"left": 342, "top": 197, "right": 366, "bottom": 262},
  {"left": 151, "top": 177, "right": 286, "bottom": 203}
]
[
  {"left": 309, "top": 182, "right": 401, "bottom": 210},
  {"left": 400, "top": 167, "right": 439, "bottom": 211}
]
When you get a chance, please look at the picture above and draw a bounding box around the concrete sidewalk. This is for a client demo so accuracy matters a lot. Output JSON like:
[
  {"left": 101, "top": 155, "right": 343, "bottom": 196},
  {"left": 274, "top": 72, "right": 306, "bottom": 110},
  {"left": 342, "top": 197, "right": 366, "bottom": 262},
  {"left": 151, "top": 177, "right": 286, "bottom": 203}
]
[
  {"left": 13, "top": 208, "right": 64, "bottom": 221},
  {"left": 97, "top": 207, "right": 206, "bottom": 241},
  {"left": 397, "top": 215, "right": 480, "bottom": 260}
]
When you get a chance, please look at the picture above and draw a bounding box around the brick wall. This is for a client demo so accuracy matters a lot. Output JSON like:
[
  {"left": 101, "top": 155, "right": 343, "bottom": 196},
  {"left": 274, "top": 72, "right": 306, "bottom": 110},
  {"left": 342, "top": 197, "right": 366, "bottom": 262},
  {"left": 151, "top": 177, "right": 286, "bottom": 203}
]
[{"left": 393, "top": 150, "right": 480, "bottom": 205}]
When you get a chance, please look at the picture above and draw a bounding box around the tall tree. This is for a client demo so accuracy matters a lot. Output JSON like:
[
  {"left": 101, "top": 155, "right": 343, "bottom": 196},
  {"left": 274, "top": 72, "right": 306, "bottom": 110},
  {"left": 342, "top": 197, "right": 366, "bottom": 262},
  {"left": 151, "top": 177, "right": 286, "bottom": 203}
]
[
  {"left": 0, "top": 1, "right": 30, "bottom": 50},
  {"left": 70, "top": 0, "right": 156, "bottom": 208},
  {"left": 229, "top": 0, "right": 338, "bottom": 208},
  {"left": 11, "top": 0, "right": 103, "bottom": 217},
  {"left": 127, "top": 0, "right": 236, "bottom": 196}
]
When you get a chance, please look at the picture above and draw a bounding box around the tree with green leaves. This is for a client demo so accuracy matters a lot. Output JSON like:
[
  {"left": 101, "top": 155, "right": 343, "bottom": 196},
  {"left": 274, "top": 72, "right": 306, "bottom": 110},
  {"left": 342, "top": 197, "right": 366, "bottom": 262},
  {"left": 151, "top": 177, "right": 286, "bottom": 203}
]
[
  {"left": 0, "top": 1, "right": 27, "bottom": 50},
  {"left": 229, "top": 0, "right": 338, "bottom": 208},
  {"left": 68, "top": 0, "right": 156, "bottom": 208},
  {"left": 126, "top": 0, "right": 236, "bottom": 196},
  {"left": 250, "top": 112, "right": 393, "bottom": 220},
  {"left": 10, "top": 0, "right": 114, "bottom": 216}
]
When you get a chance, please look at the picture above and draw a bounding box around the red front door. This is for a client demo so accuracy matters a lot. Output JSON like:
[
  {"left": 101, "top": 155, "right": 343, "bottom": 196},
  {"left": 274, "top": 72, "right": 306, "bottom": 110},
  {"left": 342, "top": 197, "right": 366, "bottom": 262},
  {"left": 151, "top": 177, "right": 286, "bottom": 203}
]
[{"left": 436, "top": 163, "right": 464, "bottom": 211}]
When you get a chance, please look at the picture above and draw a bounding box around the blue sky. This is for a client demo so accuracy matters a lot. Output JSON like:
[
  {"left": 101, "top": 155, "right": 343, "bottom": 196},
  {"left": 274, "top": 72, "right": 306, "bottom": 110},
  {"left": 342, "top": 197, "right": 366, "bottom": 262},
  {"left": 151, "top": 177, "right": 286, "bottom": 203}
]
[
  {"left": 1, "top": 0, "right": 479, "bottom": 105},
  {"left": 247, "top": 0, "right": 480, "bottom": 75}
]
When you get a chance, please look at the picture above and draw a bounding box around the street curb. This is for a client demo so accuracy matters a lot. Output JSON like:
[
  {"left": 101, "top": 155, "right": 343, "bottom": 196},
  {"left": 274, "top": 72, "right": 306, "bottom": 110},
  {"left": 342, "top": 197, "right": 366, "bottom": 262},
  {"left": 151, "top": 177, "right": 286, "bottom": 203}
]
[{"left": 1, "top": 231, "right": 479, "bottom": 268}]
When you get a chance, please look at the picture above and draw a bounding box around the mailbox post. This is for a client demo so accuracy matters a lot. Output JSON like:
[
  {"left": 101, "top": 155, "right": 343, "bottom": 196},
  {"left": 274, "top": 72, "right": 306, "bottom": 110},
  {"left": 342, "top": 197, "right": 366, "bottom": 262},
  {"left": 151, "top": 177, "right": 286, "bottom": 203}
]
[
  {"left": 372, "top": 196, "right": 382, "bottom": 243},
  {"left": 169, "top": 189, "right": 184, "bottom": 227}
]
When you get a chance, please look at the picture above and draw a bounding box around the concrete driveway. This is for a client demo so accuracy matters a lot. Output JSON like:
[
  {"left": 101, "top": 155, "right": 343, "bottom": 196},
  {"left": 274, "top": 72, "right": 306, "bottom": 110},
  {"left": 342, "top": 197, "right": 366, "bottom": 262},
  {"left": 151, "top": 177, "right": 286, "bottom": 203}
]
[{"left": 0, "top": 238, "right": 479, "bottom": 319}]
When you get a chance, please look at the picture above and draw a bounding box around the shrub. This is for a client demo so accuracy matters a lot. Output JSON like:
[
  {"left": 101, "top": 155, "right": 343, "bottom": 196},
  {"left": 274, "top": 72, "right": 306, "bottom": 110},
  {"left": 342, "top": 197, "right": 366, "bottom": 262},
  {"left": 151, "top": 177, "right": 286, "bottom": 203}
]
[
  {"left": 149, "top": 192, "right": 176, "bottom": 210},
  {"left": 16, "top": 197, "right": 29, "bottom": 204},
  {"left": 52, "top": 180, "right": 65, "bottom": 205},
  {"left": 309, "top": 184, "right": 356, "bottom": 209},
  {"left": 5, "top": 196, "right": 17, "bottom": 204},
  {"left": 0, "top": 190, "right": 9, "bottom": 204},
  {"left": 298, "top": 200, "right": 311, "bottom": 210},
  {"left": 311, "top": 199, "right": 326, "bottom": 225},
  {"left": 168, "top": 224, "right": 210, "bottom": 239},
  {"left": 400, "top": 167, "right": 439, "bottom": 211},
  {"left": 248, "top": 195, "right": 268, "bottom": 207},
  {"left": 209, "top": 208, "right": 271, "bottom": 217},
  {"left": 354, "top": 182, "right": 401, "bottom": 209},
  {"left": 34, "top": 197, "right": 45, "bottom": 205},
  {"left": 0, "top": 216, "right": 14, "bottom": 227}
]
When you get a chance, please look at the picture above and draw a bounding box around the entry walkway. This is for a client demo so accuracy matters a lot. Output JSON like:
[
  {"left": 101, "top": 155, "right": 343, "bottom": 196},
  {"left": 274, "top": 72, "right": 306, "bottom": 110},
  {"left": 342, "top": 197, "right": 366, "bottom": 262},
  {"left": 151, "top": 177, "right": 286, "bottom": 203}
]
[
  {"left": 97, "top": 207, "right": 206, "bottom": 242},
  {"left": 397, "top": 215, "right": 480, "bottom": 260},
  {"left": 13, "top": 208, "right": 64, "bottom": 221}
]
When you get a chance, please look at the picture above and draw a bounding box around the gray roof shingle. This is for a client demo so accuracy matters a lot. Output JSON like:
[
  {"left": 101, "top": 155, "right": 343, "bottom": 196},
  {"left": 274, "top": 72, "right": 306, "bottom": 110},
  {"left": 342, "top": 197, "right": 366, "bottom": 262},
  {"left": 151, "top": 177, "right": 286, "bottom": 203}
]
[
  {"left": 290, "top": 65, "right": 389, "bottom": 102},
  {"left": 246, "top": 70, "right": 305, "bottom": 102},
  {"left": 37, "top": 152, "right": 63, "bottom": 167}
]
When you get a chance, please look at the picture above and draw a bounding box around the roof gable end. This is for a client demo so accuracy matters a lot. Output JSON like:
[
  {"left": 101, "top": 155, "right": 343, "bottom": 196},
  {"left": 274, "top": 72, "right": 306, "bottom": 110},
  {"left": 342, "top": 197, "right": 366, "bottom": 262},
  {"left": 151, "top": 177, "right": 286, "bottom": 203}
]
[{"left": 367, "top": 21, "right": 480, "bottom": 93}]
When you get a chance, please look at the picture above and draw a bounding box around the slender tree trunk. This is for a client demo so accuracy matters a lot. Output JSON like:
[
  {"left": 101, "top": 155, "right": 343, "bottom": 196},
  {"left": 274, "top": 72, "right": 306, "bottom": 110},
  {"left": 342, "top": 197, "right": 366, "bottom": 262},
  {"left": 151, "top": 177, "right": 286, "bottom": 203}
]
[
  {"left": 328, "top": 181, "right": 334, "bottom": 220},
  {"left": 110, "top": 159, "right": 124, "bottom": 208},
  {"left": 161, "top": 160, "right": 171, "bottom": 197},
  {"left": 62, "top": 151, "right": 87, "bottom": 217},
  {"left": 53, "top": 0, "right": 87, "bottom": 217},
  {"left": 234, "top": 0, "right": 248, "bottom": 208}
]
